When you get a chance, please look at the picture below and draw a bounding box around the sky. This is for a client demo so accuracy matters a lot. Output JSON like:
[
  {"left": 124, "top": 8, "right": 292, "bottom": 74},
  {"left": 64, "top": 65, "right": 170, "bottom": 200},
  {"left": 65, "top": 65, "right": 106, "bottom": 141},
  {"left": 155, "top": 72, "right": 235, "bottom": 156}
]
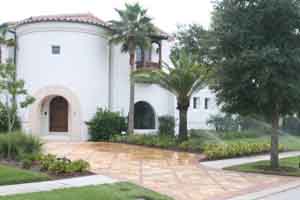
[{"left": 0, "top": 0, "right": 213, "bottom": 33}]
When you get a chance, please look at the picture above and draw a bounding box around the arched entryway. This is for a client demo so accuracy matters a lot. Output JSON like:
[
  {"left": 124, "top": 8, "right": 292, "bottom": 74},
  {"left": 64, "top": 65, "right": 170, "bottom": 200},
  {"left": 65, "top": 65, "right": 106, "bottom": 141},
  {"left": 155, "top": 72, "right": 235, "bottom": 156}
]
[
  {"left": 28, "top": 85, "right": 83, "bottom": 140},
  {"left": 134, "top": 101, "right": 156, "bottom": 129},
  {"left": 49, "top": 96, "right": 68, "bottom": 132}
]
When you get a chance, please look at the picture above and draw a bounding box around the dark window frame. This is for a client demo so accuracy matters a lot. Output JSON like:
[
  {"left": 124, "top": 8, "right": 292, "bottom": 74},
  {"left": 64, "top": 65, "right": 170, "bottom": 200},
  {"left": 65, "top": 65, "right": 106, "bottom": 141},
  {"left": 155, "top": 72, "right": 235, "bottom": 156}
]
[
  {"left": 204, "top": 97, "right": 210, "bottom": 110},
  {"left": 193, "top": 97, "right": 200, "bottom": 109}
]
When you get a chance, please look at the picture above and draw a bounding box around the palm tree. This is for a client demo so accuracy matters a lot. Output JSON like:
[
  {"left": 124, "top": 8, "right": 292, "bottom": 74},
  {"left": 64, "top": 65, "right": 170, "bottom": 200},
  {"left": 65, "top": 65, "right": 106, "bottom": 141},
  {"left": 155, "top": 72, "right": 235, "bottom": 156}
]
[
  {"left": 109, "top": 3, "right": 157, "bottom": 134},
  {"left": 133, "top": 51, "right": 207, "bottom": 141}
]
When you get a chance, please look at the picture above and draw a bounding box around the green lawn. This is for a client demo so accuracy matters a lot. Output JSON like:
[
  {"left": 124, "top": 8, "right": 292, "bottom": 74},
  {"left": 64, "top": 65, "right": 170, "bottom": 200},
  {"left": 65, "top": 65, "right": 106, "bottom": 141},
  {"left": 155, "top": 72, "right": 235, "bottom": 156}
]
[
  {"left": 0, "top": 164, "right": 50, "bottom": 186},
  {"left": 224, "top": 135, "right": 300, "bottom": 151},
  {"left": 225, "top": 156, "right": 300, "bottom": 176},
  {"left": 0, "top": 182, "right": 173, "bottom": 200}
]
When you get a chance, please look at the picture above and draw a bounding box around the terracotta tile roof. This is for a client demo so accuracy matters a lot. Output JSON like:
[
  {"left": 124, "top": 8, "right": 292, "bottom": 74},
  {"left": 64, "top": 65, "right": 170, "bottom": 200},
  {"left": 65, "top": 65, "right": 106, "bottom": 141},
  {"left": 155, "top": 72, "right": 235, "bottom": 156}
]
[
  {"left": 15, "top": 13, "right": 170, "bottom": 39},
  {"left": 17, "top": 13, "right": 108, "bottom": 28}
]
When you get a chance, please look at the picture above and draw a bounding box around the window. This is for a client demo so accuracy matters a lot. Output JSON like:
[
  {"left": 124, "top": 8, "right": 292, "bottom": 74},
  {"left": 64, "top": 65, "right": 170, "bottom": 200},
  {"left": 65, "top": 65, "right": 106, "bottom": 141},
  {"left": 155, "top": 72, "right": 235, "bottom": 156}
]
[
  {"left": 136, "top": 46, "right": 142, "bottom": 62},
  {"left": 0, "top": 46, "right": 2, "bottom": 64},
  {"left": 204, "top": 98, "right": 210, "bottom": 110},
  {"left": 193, "top": 97, "right": 200, "bottom": 109},
  {"left": 52, "top": 45, "right": 61, "bottom": 55},
  {"left": 8, "top": 47, "right": 14, "bottom": 61}
]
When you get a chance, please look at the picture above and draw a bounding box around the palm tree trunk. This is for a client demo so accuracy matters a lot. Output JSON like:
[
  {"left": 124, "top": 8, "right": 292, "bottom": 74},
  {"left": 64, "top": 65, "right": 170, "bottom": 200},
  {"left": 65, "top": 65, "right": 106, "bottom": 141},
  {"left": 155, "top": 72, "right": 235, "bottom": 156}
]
[
  {"left": 270, "top": 110, "right": 280, "bottom": 169},
  {"left": 128, "top": 52, "right": 135, "bottom": 134},
  {"left": 178, "top": 108, "right": 188, "bottom": 142}
]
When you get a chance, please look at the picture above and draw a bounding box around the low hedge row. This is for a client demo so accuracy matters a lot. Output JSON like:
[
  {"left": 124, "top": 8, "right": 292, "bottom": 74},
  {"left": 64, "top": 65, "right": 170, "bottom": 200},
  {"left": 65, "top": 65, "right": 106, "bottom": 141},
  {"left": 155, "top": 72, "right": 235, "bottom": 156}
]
[
  {"left": 112, "top": 135, "right": 178, "bottom": 149},
  {"left": 204, "top": 143, "right": 285, "bottom": 160}
]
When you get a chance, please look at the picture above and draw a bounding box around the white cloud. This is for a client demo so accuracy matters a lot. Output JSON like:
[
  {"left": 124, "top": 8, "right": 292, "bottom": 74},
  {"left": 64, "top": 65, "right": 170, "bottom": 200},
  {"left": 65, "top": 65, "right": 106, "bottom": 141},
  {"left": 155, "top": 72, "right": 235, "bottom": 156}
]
[{"left": 0, "top": 0, "right": 213, "bottom": 33}]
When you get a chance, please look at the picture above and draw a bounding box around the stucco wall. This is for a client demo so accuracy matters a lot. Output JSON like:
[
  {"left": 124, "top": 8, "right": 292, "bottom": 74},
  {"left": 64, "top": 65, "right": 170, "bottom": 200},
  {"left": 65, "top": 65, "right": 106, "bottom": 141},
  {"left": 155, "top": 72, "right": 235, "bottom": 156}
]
[
  {"left": 110, "top": 43, "right": 175, "bottom": 124},
  {"left": 14, "top": 20, "right": 220, "bottom": 139},
  {"left": 187, "top": 87, "right": 221, "bottom": 130},
  {"left": 16, "top": 22, "right": 110, "bottom": 138}
]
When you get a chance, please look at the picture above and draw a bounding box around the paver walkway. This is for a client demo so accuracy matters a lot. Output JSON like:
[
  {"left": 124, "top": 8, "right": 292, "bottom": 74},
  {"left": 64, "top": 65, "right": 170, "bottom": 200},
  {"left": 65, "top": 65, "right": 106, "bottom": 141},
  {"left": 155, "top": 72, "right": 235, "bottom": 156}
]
[
  {"left": 0, "top": 175, "right": 117, "bottom": 196},
  {"left": 44, "top": 142, "right": 298, "bottom": 200}
]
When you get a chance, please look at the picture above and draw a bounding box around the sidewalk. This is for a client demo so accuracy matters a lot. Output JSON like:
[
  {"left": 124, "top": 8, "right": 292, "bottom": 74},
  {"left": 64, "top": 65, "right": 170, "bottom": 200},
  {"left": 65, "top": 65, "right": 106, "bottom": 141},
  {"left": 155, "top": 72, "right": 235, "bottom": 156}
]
[
  {"left": 200, "top": 151, "right": 300, "bottom": 169},
  {"left": 0, "top": 175, "right": 118, "bottom": 196},
  {"left": 199, "top": 151, "right": 300, "bottom": 200},
  {"left": 227, "top": 181, "right": 300, "bottom": 200}
]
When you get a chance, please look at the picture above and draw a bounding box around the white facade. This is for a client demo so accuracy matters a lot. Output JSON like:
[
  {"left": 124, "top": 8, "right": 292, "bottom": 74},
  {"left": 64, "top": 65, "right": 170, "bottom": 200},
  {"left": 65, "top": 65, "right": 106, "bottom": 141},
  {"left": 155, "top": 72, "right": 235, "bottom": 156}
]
[{"left": 0, "top": 14, "right": 220, "bottom": 140}]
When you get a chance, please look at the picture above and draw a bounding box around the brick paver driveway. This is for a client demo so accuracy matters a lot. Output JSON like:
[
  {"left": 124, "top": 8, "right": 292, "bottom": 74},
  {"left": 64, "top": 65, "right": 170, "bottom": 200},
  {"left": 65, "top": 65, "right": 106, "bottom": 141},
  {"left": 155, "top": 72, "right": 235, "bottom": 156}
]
[{"left": 44, "top": 142, "right": 296, "bottom": 200}]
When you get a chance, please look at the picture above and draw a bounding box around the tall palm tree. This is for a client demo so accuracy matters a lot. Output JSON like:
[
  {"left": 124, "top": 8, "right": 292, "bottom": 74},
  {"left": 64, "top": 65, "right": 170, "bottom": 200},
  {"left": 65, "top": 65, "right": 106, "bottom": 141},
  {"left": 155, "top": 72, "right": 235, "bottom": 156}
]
[
  {"left": 109, "top": 3, "right": 157, "bottom": 134},
  {"left": 133, "top": 51, "right": 207, "bottom": 141}
]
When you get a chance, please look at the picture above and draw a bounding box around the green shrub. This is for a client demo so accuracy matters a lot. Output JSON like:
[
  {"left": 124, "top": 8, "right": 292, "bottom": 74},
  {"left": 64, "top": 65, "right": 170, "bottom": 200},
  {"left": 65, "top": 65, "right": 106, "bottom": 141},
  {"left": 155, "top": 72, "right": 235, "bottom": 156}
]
[
  {"left": 21, "top": 158, "right": 34, "bottom": 169},
  {"left": 111, "top": 134, "right": 177, "bottom": 149},
  {"left": 40, "top": 154, "right": 57, "bottom": 171},
  {"left": 39, "top": 154, "right": 90, "bottom": 174},
  {"left": 158, "top": 115, "right": 175, "bottom": 136},
  {"left": 0, "top": 132, "right": 42, "bottom": 160},
  {"left": 48, "top": 157, "right": 72, "bottom": 175},
  {"left": 86, "top": 108, "right": 127, "bottom": 141},
  {"left": 204, "top": 143, "right": 285, "bottom": 160},
  {"left": 179, "top": 139, "right": 204, "bottom": 152},
  {"left": 21, "top": 153, "right": 41, "bottom": 169},
  {"left": 67, "top": 160, "right": 90, "bottom": 173},
  {"left": 218, "top": 131, "right": 261, "bottom": 140},
  {"left": 0, "top": 103, "right": 21, "bottom": 133}
]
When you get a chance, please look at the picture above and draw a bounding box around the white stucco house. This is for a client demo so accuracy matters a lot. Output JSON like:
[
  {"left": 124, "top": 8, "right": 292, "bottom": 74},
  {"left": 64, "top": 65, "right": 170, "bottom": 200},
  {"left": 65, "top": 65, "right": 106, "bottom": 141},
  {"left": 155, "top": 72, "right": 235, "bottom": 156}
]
[{"left": 0, "top": 13, "right": 220, "bottom": 141}]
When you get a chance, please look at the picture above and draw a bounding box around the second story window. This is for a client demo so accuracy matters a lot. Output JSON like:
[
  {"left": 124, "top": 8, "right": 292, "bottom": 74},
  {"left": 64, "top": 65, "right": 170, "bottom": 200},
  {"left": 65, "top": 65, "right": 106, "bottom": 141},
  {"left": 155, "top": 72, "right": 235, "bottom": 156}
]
[
  {"left": 136, "top": 46, "right": 142, "bottom": 62},
  {"left": 52, "top": 45, "right": 61, "bottom": 55},
  {"left": 193, "top": 97, "right": 200, "bottom": 109},
  {"left": 204, "top": 97, "right": 210, "bottom": 110},
  {"left": 0, "top": 46, "right": 2, "bottom": 64}
]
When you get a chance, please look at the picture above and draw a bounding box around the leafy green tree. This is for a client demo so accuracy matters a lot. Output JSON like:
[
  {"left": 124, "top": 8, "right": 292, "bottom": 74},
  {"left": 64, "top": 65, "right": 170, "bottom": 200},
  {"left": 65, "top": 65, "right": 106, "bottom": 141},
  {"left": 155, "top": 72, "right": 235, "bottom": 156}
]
[
  {"left": 211, "top": 0, "right": 300, "bottom": 168},
  {"left": 173, "top": 24, "right": 216, "bottom": 65},
  {"left": 133, "top": 51, "right": 207, "bottom": 141},
  {"left": 109, "top": 3, "right": 157, "bottom": 134},
  {"left": 0, "top": 62, "right": 35, "bottom": 132}
]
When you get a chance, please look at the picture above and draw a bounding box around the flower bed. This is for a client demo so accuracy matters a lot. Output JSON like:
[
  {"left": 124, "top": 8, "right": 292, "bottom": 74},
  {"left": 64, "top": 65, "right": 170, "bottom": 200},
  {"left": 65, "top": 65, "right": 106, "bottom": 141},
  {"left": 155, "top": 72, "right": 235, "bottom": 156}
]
[
  {"left": 0, "top": 132, "right": 92, "bottom": 182},
  {"left": 204, "top": 142, "right": 285, "bottom": 160}
]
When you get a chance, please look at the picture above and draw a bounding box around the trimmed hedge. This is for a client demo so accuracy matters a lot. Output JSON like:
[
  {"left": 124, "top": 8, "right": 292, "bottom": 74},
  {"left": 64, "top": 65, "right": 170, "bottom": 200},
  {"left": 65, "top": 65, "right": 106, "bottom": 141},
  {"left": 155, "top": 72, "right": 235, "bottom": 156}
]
[
  {"left": 204, "top": 143, "right": 285, "bottom": 160},
  {"left": 112, "top": 135, "right": 178, "bottom": 149}
]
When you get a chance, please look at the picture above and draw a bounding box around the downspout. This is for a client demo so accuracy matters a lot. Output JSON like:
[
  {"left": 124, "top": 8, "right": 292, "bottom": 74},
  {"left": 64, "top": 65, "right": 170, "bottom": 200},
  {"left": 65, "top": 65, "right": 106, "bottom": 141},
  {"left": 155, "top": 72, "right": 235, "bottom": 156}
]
[{"left": 108, "top": 41, "right": 113, "bottom": 110}]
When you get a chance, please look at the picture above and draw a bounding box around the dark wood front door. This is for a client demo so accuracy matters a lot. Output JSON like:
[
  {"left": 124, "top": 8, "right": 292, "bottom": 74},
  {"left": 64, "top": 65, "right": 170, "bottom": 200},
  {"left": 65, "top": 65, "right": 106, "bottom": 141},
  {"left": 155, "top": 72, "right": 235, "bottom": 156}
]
[{"left": 50, "top": 96, "right": 68, "bottom": 132}]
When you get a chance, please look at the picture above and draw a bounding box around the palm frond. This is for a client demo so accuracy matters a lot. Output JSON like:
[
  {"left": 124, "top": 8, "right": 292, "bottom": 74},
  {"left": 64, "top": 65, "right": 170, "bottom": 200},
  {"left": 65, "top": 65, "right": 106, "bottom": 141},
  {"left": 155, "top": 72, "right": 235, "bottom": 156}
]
[
  {"left": 108, "top": 3, "right": 157, "bottom": 54},
  {"left": 133, "top": 50, "right": 208, "bottom": 102}
]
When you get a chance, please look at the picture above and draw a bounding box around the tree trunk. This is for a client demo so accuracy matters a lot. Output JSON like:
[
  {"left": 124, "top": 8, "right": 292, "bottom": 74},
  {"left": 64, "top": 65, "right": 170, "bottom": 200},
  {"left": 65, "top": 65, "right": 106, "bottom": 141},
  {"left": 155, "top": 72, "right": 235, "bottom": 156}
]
[
  {"left": 127, "top": 52, "right": 135, "bottom": 134},
  {"left": 270, "top": 110, "right": 280, "bottom": 169},
  {"left": 178, "top": 108, "right": 188, "bottom": 142}
]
